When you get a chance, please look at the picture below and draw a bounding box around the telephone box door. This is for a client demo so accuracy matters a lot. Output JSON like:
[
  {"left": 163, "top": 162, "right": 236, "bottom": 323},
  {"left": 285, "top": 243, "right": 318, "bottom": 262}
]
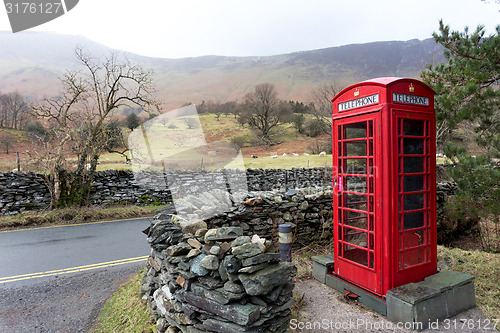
[{"left": 333, "top": 113, "right": 380, "bottom": 293}]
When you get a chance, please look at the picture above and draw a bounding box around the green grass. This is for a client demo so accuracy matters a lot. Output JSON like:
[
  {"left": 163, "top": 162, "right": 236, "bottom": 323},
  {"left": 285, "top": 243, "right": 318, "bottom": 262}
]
[
  {"left": 0, "top": 204, "right": 163, "bottom": 231},
  {"left": 437, "top": 245, "right": 500, "bottom": 321},
  {"left": 90, "top": 268, "right": 155, "bottom": 333},
  {"left": 0, "top": 128, "right": 29, "bottom": 142},
  {"left": 243, "top": 155, "right": 332, "bottom": 169}
]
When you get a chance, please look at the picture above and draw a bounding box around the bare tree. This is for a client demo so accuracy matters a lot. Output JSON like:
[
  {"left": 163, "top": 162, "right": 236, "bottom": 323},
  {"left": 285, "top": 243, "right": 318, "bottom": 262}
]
[
  {"left": 0, "top": 91, "right": 30, "bottom": 129},
  {"left": 239, "top": 83, "right": 282, "bottom": 144},
  {"left": 308, "top": 82, "right": 342, "bottom": 134},
  {"left": 31, "top": 47, "right": 159, "bottom": 207}
]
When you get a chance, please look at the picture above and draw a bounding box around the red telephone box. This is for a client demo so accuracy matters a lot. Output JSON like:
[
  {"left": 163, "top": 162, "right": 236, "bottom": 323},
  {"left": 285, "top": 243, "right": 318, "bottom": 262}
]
[{"left": 331, "top": 77, "right": 437, "bottom": 297}]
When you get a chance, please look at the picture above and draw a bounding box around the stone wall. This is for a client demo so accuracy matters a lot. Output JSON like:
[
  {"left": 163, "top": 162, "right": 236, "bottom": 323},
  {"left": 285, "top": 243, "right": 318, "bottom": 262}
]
[
  {"left": 141, "top": 214, "right": 297, "bottom": 333},
  {"left": 0, "top": 168, "right": 332, "bottom": 215},
  {"left": 204, "top": 187, "right": 334, "bottom": 246},
  {"left": 0, "top": 172, "right": 51, "bottom": 215}
]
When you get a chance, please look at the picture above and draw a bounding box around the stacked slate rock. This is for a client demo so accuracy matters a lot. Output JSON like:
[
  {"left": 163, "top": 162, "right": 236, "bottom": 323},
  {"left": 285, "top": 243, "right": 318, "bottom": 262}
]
[
  {"left": 141, "top": 214, "right": 297, "bottom": 333},
  {"left": 203, "top": 187, "right": 334, "bottom": 246},
  {"left": 0, "top": 172, "right": 51, "bottom": 215}
]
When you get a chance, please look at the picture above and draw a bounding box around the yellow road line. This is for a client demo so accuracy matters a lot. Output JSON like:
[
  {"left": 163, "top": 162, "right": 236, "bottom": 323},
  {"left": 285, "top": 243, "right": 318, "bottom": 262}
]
[
  {"left": 0, "top": 255, "right": 149, "bottom": 284},
  {"left": 0, "top": 216, "right": 151, "bottom": 234}
]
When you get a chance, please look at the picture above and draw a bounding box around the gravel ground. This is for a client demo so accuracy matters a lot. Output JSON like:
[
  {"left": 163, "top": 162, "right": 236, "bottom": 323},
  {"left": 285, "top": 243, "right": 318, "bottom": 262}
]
[
  {"left": 0, "top": 264, "right": 144, "bottom": 333},
  {"left": 293, "top": 279, "right": 498, "bottom": 333}
]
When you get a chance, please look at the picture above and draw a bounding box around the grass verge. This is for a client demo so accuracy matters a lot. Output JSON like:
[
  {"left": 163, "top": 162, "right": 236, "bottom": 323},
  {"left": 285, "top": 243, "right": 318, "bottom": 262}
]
[
  {"left": 437, "top": 245, "right": 499, "bottom": 321},
  {"left": 90, "top": 268, "right": 155, "bottom": 333},
  {"left": 0, "top": 204, "right": 165, "bottom": 231}
]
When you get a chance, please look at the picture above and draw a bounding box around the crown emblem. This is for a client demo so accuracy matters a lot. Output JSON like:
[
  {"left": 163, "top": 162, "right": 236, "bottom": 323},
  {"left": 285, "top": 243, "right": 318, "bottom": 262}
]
[
  {"left": 354, "top": 88, "right": 360, "bottom": 97},
  {"left": 409, "top": 83, "right": 415, "bottom": 93}
]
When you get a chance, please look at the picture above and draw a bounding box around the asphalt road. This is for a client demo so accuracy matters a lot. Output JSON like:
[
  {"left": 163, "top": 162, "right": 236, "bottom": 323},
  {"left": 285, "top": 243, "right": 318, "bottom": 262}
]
[{"left": 0, "top": 217, "right": 153, "bottom": 332}]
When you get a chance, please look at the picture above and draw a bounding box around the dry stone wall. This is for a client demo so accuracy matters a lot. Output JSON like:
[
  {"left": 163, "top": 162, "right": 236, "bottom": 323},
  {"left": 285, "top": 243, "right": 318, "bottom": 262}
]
[
  {"left": 203, "top": 187, "right": 334, "bottom": 245},
  {"left": 141, "top": 213, "right": 297, "bottom": 333},
  {"left": 0, "top": 168, "right": 332, "bottom": 215}
]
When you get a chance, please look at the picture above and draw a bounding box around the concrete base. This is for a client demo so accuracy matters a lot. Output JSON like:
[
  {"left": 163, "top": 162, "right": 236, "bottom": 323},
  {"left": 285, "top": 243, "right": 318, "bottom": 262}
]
[
  {"left": 387, "top": 270, "right": 475, "bottom": 331},
  {"left": 311, "top": 254, "right": 334, "bottom": 284},
  {"left": 311, "top": 255, "right": 476, "bottom": 331}
]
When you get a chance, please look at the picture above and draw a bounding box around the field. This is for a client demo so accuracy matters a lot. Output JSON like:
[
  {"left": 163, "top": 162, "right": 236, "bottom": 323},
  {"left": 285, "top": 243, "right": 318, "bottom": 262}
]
[{"left": 0, "top": 113, "right": 331, "bottom": 172}]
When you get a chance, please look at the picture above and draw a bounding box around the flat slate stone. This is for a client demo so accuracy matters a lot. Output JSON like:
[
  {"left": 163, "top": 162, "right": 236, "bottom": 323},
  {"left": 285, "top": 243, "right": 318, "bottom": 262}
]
[
  {"left": 238, "top": 263, "right": 297, "bottom": 296},
  {"left": 180, "top": 290, "right": 260, "bottom": 326},
  {"left": 387, "top": 282, "right": 441, "bottom": 304},
  {"left": 166, "top": 243, "right": 191, "bottom": 256},
  {"left": 232, "top": 243, "right": 265, "bottom": 259},
  {"left": 205, "top": 227, "right": 243, "bottom": 242},
  {"left": 424, "top": 270, "right": 475, "bottom": 289},
  {"left": 238, "top": 262, "right": 268, "bottom": 274},
  {"left": 190, "top": 254, "right": 210, "bottom": 276},
  {"left": 241, "top": 253, "right": 280, "bottom": 266},
  {"left": 203, "top": 318, "right": 261, "bottom": 333},
  {"left": 311, "top": 254, "right": 335, "bottom": 266}
]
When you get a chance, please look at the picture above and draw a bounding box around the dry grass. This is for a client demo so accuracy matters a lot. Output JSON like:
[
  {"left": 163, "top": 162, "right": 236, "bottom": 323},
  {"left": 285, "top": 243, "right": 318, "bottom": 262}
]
[
  {"left": 90, "top": 269, "right": 155, "bottom": 333},
  {"left": 0, "top": 204, "right": 163, "bottom": 231},
  {"left": 437, "top": 245, "right": 500, "bottom": 321}
]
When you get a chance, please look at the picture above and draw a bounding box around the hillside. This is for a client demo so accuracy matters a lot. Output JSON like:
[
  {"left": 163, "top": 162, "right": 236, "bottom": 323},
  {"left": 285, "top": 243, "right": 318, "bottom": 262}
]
[{"left": 0, "top": 32, "right": 444, "bottom": 110}]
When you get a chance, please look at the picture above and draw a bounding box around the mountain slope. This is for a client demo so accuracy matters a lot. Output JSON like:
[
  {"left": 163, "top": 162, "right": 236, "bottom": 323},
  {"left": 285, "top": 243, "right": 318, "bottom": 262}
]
[{"left": 0, "top": 32, "right": 444, "bottom": 109}]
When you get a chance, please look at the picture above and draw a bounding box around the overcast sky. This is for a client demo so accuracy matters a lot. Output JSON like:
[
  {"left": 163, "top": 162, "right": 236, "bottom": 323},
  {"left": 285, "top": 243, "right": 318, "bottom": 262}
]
[{"left": 1, "top": 0, "right": 499, "bottom": 58}]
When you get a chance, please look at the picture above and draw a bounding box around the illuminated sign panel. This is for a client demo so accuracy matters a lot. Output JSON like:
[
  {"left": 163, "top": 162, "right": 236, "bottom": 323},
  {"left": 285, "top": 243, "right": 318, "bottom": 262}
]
[
  {"left": 338, "top": 94, "right": 379, "bottom": 112},
  {"left": 393, "top": 93, "right": 429, "bottom": 106}
]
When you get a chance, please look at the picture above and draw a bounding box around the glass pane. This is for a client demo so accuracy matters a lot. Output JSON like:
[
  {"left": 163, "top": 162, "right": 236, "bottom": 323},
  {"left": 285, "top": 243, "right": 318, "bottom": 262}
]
[
  {"left": 404, "top": 175, "right": 424, "bottom": 192},
  {"left": 369, "top": 252, "right": 374, "bottom": 269},
  {"left": 368, "top": 121, "right": 373, "bottom": 137},
  {"left": 343, "top": 245, "right": 368, "bottom": 266},
  {"left": 344, "top": 210, "right": 368, "bottom": 229},
  {"left": 403, "top": 138, "right": 424, "bottom": 155},
  {"left": 344, "top": 194, "right": 367, "bottom": 209},
  {"left": 338, "top": 125, "right": 342, "bottom": 140},
  {"left": 369, "top": 140, "right": 373, "bottom": 156},
  {"left": 403, "top": 247, "right": 425, "bottom": 267},
  {"left": 403, "top": 157, "right": 424, "bottom": 173},
  {"left": 344, "top": 159, "right": 367, "bottom": 174},
  {"left": 344, "top": 122, "right": 367, "bottom": 139},
  {"left": 404, "top": 193, "right": 424, "bottom": 211},
  {"left": 402, "top": 230, "right": 425, "bottom": 249},
  {"left": 344, "top": 228, "right": 368, "bottom": 247},
  {"left": 344, "top": 142, "right": 367, "bottom": 156},
  {"left": 403, "top": 119, "right": 424, "bottom": 136},
  {"left": 403, "top": 211, "right": 424, "bottom": 230},
  {"left": 345, "top": 176, "right": 367, "bottom": 193}
]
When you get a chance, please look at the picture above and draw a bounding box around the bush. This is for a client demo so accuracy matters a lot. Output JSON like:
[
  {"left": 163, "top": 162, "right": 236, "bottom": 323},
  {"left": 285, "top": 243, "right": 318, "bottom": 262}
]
[
  {"left": 441, "top": 146, "right": 500, "bottom": 252},
  {"left": 230, "top": 135, "right": 247, "bottom": 149},
  {"left": 307, "top": 139, "right": 332, "bottom": 155},
  {"left": 293, "top": 114, "right": 305, "bottom": 134},
  {"left": 26, "top": 121, "right": 48, "bottom": 141},
  {"left": 303, "top": 119, "right": 328, "bottom": 137}
]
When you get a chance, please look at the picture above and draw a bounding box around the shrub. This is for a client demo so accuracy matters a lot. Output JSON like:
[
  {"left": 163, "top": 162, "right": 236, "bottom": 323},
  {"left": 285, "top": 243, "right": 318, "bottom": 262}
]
[
  {"left": 26, "top": 121, "right": 48, "bottom": 140},
  {"left": 303, "top": 119, "right": 328, "bottom": 137},
  {"left": 441, "top": 146, "right": 500, "bottom": 252},
  {"left": 307, "top": 140, "right": 332, "bottom": 155}
]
